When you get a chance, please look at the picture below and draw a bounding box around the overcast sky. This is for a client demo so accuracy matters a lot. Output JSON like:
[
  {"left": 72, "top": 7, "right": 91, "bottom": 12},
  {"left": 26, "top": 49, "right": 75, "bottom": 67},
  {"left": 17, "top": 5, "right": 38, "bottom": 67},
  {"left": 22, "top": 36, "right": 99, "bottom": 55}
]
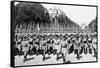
[{"left": 42, "top": 3, "right": 96, "bottom": 27}]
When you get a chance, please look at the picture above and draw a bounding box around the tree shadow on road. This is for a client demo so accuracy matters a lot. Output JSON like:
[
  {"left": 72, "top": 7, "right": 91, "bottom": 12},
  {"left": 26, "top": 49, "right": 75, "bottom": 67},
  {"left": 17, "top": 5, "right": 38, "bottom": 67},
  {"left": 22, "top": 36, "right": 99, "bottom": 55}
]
[{"left": 26, "top": 57, "right": 34, "bottom": 62}]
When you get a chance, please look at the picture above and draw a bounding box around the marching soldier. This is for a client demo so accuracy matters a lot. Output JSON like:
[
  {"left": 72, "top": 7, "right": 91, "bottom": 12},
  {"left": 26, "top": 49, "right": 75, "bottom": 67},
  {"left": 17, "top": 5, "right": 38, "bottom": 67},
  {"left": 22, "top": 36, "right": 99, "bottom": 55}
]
[
  {"left": 82, "top": 35, "right": 88, "bottom": 54},
  {"left": 61, "top": 37, "right": 68, "bottom": 63},
  {"left": 53, "top": 37, "right": 61, "bottom": 61},
  {"left": 40, "top": 38, "right": 48, "bottom": 61},
  {"left": 87, "top": 35, "right": 93, "bottom": 54},
  {"left": 92, "top": 35, "right": 97, "bottom": 58},
  {"left": 22, "top": 39, "right": 30, "bottom": 62},
  {"left": 74, "top": 36, "right": 82, "bottom": 60}
]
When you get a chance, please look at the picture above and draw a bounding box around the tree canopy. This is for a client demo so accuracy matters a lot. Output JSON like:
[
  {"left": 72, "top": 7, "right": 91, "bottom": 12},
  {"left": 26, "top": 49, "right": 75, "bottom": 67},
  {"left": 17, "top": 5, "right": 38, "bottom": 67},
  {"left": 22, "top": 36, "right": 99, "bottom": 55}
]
[
  {"left": 14, "top": 2, "right": 81, "bottom": 33},
  {"left": 14, "top": 2, "right": 51, "bottom": 29},
  {"left": 87, "top": 17, "right": 97, "bottom": 32}
]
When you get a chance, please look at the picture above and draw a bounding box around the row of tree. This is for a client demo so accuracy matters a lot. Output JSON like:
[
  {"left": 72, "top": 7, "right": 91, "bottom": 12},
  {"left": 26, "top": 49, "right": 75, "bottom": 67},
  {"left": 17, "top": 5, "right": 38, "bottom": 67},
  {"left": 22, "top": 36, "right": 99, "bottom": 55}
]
[
  {"left": 14, "top": 2, "right": 97, "bottom": 33},
  {"left": 85, "top": 17, "right": 97, "bottom": 32},
  {"left": 14, "top": 2, "right": 51, "bottom": 31}
]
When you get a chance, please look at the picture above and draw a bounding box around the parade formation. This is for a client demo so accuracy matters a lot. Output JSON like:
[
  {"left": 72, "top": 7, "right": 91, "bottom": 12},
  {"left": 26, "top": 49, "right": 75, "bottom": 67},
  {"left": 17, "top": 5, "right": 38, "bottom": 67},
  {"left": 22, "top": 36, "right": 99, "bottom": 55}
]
[
  {"left": 12, "top": 1, "right": 97, "bottom": 66},
  {"left": 14, "top": 32, "right": 97, "bottom": 64}
]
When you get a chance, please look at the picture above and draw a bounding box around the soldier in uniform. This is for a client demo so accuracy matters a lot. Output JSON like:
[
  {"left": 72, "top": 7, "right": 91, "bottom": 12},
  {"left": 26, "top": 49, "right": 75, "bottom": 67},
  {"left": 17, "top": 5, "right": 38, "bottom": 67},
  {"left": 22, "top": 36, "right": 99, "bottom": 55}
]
[
  {"left": 92, "top": 34, "right": 97, "bottom": 58},
  {"left": 82, "top": 35, "right": 88, "bottom": 55},
  {"left": 40, "top": 37, "right": 48, "bottom": 61},
  {"left": 16, "top": 34, "right": 23, "bottom": 56},
  {"left": 61, "top": 37, "right": 68, "bottom": 63},
  {"left": 22, "top": 37, "right": 30, "bottom": 62},
  {"left": 46, "top": 37, "right": 54, "bottom": 55},
  {"left": 53, "top": 37, "right": 61, "bottom": 61},
  {"left": 28, "top": 36, "right": 34, "bottom": 56},
  {"left": 87, "top": 35, "right": 93, "bottom": 54},
  {"left": 74, "top": 36, "right": 82, "bottom": 60},
  {"left": 34, "top": 38, "right": 40, "bottom": 55}
]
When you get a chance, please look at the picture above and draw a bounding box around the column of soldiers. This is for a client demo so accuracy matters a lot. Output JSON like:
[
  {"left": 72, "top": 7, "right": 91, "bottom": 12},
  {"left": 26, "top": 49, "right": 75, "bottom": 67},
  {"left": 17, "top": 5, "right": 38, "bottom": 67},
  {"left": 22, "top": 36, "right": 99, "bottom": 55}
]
[{"left": 14, "top": 33, "right": 97, "bottom": 63}]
